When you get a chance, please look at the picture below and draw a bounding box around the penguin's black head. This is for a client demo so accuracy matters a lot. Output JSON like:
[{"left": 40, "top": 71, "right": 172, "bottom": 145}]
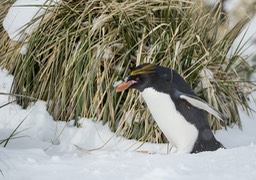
[{"left": 116, "top": 63, "right": 172, "bottom": 92}]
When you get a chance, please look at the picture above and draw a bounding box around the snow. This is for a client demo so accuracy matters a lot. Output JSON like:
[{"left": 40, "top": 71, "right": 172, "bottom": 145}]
[
  {"left": 1, "top": 0, "right": 256, "bottom": 180},
  {"left": 2, "top": 147, "right": 256, "bottom": 180},
  {"left": 3, "top": 0, "right": 60, "bottom": 41}
]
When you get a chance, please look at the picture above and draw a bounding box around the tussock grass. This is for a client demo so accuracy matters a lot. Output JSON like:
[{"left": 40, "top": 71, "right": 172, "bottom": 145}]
[{"left": 0, "top": 0, "right": 255, "bottom": 143}]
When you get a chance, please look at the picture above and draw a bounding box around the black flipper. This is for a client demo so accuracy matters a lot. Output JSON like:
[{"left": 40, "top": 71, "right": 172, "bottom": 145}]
[{"left": 179, "top": 93, "right": 226, "bottom": 122}]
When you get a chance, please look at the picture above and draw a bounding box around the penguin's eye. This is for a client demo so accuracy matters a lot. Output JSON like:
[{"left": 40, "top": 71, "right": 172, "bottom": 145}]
[{"left": 135, "top": 77, "right": 140, "bottom": 81}]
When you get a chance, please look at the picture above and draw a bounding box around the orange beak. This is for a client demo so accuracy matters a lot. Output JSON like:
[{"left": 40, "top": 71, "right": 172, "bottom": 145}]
[{"left": 115, "top": 81, "right": 133, "bottom": 92}]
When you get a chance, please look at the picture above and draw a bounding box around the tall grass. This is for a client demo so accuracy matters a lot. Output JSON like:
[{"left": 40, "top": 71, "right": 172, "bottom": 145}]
[{"left": 0, "top": 0, "right": 254, "bottom": 143}]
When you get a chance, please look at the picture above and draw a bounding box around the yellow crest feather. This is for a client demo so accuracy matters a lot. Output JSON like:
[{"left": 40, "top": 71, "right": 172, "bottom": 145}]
[{"left": 130, "top": 64, "right": 155, "bottom": 76}]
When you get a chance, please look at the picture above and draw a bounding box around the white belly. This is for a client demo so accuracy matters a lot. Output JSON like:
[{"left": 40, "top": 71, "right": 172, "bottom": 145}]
[{"left": 142, "top": 87, "right": 198, "bottom": 153}]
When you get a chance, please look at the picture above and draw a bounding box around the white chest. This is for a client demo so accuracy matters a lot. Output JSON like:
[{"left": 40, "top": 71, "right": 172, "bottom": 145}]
[{"left": 141, "top": 87, "right": 198, "bottom": 153}]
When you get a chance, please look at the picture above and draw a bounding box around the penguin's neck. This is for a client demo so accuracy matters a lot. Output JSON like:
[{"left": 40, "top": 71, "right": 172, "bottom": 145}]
[{"left": 141, "top": 87, "right": 199, "bottom": 153}]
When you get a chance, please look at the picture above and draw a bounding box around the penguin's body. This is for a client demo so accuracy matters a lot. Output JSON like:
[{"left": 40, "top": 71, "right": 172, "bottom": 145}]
[
  {"left": 116, "top": 64, "right": 225, "bottom": 153},
  {"left": 142, "top": 87, "right": 198, "bottom": 153}
]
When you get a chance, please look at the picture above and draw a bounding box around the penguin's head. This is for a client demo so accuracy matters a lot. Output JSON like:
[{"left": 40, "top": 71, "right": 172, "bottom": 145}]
[{"left": 116, "top": 63, "right": 172, "bottom": 92}]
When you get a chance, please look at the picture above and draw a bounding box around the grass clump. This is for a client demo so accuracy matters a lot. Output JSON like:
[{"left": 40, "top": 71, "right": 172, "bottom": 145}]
[{"left": 0, "top": 0, "right": 254, "bottom": 143}]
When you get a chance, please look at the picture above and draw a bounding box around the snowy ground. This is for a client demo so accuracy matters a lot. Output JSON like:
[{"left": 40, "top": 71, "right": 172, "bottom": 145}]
[{"left": 1, "top": 0, "right": 256, "bottom": 180}]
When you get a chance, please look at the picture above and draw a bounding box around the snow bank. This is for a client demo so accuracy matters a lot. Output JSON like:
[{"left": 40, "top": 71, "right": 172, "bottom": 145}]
[{"left": 3, "top": 0, "right": 60, "bottom": 41}]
